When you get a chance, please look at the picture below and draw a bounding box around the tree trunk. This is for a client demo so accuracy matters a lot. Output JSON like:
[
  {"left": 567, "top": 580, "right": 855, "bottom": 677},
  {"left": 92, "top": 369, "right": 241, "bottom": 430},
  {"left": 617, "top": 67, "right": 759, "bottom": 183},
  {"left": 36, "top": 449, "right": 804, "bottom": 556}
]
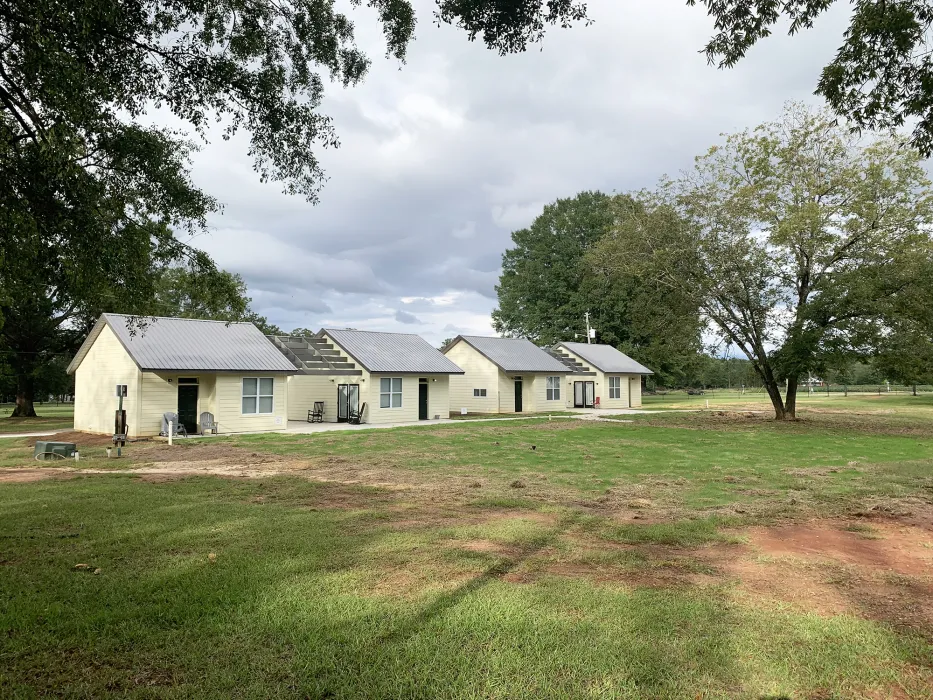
[
  {"left": 762, "top": 378, "right": 786, "bottom": 420},
  {"left": 10, "top": 372, "right": 37, "bottom": 418},
  {"left": 784, "top": 375, "right": 799, "bottom": 419}
]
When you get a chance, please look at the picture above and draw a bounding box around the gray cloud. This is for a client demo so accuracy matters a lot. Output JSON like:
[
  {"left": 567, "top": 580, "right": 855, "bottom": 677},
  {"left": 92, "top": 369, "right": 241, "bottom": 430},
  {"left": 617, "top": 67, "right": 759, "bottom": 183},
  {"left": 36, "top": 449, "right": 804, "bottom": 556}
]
[
  {"left": 395, "top": 309, "right": 422, "bottom": 324},
  {"left": 178, "top": 0, "right": 853, "bottom": 345}
]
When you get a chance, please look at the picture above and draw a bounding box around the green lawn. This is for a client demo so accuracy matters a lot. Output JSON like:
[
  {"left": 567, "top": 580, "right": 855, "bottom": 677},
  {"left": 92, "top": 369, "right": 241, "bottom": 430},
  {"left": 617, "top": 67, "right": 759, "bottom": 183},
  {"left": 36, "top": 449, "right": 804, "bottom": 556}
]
[
  {"left": 0, "top": 402, "right": 74, "bottom": 434},
  {"left": 1, "top": 398, "right": 933, "bottom": 697},
  {"left": 642, "top": 388, "right": 933, "bottom": 416}
]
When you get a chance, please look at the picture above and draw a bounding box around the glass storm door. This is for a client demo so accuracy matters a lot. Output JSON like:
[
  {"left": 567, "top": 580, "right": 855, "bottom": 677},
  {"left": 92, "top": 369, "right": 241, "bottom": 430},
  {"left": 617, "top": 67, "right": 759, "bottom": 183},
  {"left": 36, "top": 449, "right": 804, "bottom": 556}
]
[{"left": 337, "top": 384, "right": 359, "bottom": 423}]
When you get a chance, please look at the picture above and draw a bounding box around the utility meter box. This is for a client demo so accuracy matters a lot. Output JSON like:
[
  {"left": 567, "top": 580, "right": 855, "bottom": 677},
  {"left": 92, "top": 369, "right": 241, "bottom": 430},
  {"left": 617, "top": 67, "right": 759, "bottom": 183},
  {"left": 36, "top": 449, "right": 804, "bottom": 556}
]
[{"left": 34, "top": 441, "right": 77, "bottom": 460}]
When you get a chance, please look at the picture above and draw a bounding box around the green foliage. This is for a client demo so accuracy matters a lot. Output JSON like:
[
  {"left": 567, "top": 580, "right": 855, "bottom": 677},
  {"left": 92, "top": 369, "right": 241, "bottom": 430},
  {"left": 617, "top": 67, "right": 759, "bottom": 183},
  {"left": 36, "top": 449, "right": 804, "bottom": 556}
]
[
  {"left": 492, "top": 192, "right": 703, "bottom": 385},
  {"left": 2, "top": 0, "right": 402, "bottom": 412},
  {"left": 592, "top": 104, "right": 933, "bottom": 419},
  {"left": 1, "top": 0, "right": 416, "bottom": 201},
  {"left": 152, "top": 264, "right": 281, "bottom": 335}
]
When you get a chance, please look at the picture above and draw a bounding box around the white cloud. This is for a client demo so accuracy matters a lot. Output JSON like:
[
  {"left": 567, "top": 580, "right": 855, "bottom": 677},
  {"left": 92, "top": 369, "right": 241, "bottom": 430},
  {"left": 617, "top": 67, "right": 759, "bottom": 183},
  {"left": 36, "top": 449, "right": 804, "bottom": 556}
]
[{"left": 167, "top": 0, "right": 853, "bottom": 347}]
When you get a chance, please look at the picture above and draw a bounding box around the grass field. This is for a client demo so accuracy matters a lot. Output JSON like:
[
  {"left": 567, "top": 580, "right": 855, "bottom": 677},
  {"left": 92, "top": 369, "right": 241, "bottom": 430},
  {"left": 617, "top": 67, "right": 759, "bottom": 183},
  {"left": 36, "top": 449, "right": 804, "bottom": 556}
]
[
  {"left": 642, "top": 388, "right": 933, "bottom": 415},
  {"left": 0, "top": 402, "right": 74, "bottom": 433},
  {"left": 1, "top": 397, "right": 933, "bottom": 697}
]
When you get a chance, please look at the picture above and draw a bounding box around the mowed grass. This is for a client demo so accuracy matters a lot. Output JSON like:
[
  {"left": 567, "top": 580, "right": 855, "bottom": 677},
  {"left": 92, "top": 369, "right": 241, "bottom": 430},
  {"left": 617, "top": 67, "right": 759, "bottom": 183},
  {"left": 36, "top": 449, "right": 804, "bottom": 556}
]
[
  {"left": 0, "top": 403, "right": 74, "bottom": 434},
  {"left": 2, "top": 396, "right": 933, "bottom": 697},
  {"left": 229, "top": 408, "right": 933, "bottom": 522},
  {"left": 642, "top": 388, "right": 933, "bottom": 416}
]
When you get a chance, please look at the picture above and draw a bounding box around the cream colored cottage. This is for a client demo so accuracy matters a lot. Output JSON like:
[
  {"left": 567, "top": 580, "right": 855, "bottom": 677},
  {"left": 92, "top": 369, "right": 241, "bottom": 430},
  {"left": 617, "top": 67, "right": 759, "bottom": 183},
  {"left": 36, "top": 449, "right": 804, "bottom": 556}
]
[
  {"left": 276, "top": 328, "right": 464, "bottom": 424},
  {"left": 67, "top": 314, "right": 297, "bottom": 436},
  {"left": 443, "top": 335, "right": 590, "bottom": 414},
  {"left": 552, "top": 342, "right": 653, "bottom": 408}
]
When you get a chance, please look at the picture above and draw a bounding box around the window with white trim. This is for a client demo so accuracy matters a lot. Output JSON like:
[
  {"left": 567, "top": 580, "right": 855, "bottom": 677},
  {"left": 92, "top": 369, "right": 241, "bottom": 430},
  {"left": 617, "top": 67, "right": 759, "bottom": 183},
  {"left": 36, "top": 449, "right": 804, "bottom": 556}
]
[
  {"left": 242, "top": 377, "right": 274, "bottom": 414},
  {"left": 609, "top": 376, "right": 622, "bottom": 399},
  {"left": 473, "top": 388, "right": 487, "bottom": 397},
  {"left": 380, "top": 378, "right": 403, "bottom": 408},
  {"left": 546, "top": 376, "right": 561, "bottom": 401}
]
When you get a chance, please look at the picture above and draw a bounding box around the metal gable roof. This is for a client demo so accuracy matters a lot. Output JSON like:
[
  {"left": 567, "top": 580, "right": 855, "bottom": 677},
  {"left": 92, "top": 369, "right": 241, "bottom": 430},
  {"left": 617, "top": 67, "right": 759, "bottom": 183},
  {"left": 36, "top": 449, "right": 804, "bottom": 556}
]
[
  {"left": 455, "top": 336, "right": 571, "bottom": 374},
  {"left": 67, "top": 314, "right": 297, "bottom": 374},
  {"left": 557, "top": 342, "right": 654, "bottom": 374},
  {"left": 324, "top": 328, "right": 464, "bottom": 374}
]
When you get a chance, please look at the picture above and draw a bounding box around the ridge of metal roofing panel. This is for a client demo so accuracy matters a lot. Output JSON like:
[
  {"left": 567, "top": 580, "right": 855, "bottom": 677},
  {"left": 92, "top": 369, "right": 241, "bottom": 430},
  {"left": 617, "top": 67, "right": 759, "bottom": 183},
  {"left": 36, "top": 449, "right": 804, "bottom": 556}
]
[
  {"left": 99, "top": 314, "right": 297, "bottom": 372},
  {"left": 558, "top": 342, "right": 654, "bottom": 374},
  {"left": 458, "top": 336, "right": 571, "bottom": 373},
  {"left": 324, "top": 328, "right": 465, "bottom": 374}
]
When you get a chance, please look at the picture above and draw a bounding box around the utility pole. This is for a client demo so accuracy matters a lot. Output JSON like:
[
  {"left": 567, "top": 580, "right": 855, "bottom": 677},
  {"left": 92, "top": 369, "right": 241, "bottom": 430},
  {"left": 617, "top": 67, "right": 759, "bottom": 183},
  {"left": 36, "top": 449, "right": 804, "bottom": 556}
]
[{"left": 585, "top": 312, "right": 593, "bottom": 344}]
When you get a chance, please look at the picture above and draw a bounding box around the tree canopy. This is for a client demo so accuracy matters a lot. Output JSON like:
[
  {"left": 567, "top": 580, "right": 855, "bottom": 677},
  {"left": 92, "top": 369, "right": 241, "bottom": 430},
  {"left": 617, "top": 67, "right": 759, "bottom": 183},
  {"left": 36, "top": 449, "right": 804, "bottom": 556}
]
[
  {"left": 0, "top": 0, "right": 417, "bottom": 415},
  {"left": 591, "top": 104, "right": 933, "bottom": 419},
  {"left": 492, "top": 191, "right": 703, "bottom": 385},
  {"left": 152, "top": 264, "right": 281, "bottom": 335}
]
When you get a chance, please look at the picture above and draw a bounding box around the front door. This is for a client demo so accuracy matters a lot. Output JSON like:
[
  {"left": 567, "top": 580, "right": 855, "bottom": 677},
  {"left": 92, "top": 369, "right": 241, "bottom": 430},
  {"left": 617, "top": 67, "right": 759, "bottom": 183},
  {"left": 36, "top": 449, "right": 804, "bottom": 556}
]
[
  {"left": 585, "top": 381, "right": 595, "bottom": 408},
  {"left": 337, "top": 384, "right": 360, "bottom": 423},
  {"left": 514, "top": 378, "right": 523, "bottom": 412},
  {"left": 177, "top": 384, "right": 199, "bottom": 433},
  {"left": 418, "top": 380, "right": 429, "bottom": 420},
  {"left": 574, "top": 381, "right": 595, "bottom": 408}
]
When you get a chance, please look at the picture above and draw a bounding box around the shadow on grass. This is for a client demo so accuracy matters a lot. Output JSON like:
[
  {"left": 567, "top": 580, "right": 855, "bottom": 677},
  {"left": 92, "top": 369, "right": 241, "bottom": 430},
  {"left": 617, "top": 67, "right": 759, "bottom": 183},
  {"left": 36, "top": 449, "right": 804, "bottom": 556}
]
[{"left": 4, "top": 474, "right": 922, "bottom": 697}]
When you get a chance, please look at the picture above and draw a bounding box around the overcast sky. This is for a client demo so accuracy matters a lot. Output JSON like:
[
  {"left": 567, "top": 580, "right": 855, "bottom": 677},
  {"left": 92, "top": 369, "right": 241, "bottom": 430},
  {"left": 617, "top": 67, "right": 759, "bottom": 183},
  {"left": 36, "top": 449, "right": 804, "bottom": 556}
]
[{"left": 181, "top": 0, "right": 851, "bottom": 345}]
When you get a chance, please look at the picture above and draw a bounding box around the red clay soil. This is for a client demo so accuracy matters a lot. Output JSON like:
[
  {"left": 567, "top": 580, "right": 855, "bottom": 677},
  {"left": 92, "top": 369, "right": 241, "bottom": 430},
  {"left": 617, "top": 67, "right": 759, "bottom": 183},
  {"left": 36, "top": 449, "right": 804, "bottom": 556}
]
[
  {"left": 719, "top": 520, "right": 933, "bottom": 633},
  {"left": 747, "top": 522, "right": 933, "bottom": 576}
]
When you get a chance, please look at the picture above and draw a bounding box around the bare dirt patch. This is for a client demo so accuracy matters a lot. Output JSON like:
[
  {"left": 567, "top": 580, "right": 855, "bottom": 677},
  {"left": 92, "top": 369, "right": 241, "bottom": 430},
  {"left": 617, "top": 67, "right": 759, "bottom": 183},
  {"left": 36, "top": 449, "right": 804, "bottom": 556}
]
[
  {"left": 0, "top": 468, "right": 74, "bottom": 483},
  {"left": 29, "top": 431, "right": 118, "bottom": 448},
  {"left": 712, "top": 520, "right": 933, "bottom": 633},
  {"left": 747, "top": 521, "right": 933, "bottom": 576},
  {"left": 459, "top": 539, "right": 520, "bottom": 556},
  {"left": 135, "top": 443, "right": 283, "bottom": 464}
]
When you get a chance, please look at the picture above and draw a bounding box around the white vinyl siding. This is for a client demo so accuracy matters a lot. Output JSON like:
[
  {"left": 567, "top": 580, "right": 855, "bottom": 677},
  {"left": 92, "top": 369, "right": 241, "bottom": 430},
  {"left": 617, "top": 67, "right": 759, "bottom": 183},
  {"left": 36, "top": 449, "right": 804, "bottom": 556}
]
[
  {"left": 73, "top": 324, "right": 141, "bottom": 435},
  {"left": 380, "top": 378, "right": 403, "bottom": 408},
  {"left": 444, "top": 342, "right": 499, "bottom": 414},
  {"left": 242, "top": 377, "right": 274, "bottom": 415},
  {"left": 546, "top": 376, "right": 561, "bottom": 401},
  {"left": 609, "top": 376, "right": 621, "bottom": 399}
]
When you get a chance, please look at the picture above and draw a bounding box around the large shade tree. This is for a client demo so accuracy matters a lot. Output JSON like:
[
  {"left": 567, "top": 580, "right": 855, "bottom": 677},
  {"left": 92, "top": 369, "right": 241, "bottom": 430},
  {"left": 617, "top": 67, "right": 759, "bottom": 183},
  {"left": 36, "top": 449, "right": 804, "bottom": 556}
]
[
  {"left": 492, "top": 191, "right": 703, "bottom": 385},
  {"left": 0, "top": 0, "right": 417, "bottom": 416},
  {"left": 152, "top": 264, "right": 282, "bottom": 335},
  {"left": 590, "top": 105, "right": 933, "bottom": 420}
]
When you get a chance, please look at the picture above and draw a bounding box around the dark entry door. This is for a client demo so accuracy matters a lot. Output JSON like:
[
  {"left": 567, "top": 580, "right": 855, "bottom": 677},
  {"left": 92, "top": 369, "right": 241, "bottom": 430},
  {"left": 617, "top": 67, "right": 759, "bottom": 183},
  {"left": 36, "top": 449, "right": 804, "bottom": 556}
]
[
  {"left": 514, "top": 378, "right": 523, "bottom": 412},
  {"left": 337, "top": 384, "right": 359, "bottom": 423},
  {"left": 574, "top": 381, "right": 595, "bottom": 408},
  {"left": 418, "top": 380, "right": 429, "bottom": 420},
  {"left": 177, "top": 385, "right": 199, "bottom": 433}
]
